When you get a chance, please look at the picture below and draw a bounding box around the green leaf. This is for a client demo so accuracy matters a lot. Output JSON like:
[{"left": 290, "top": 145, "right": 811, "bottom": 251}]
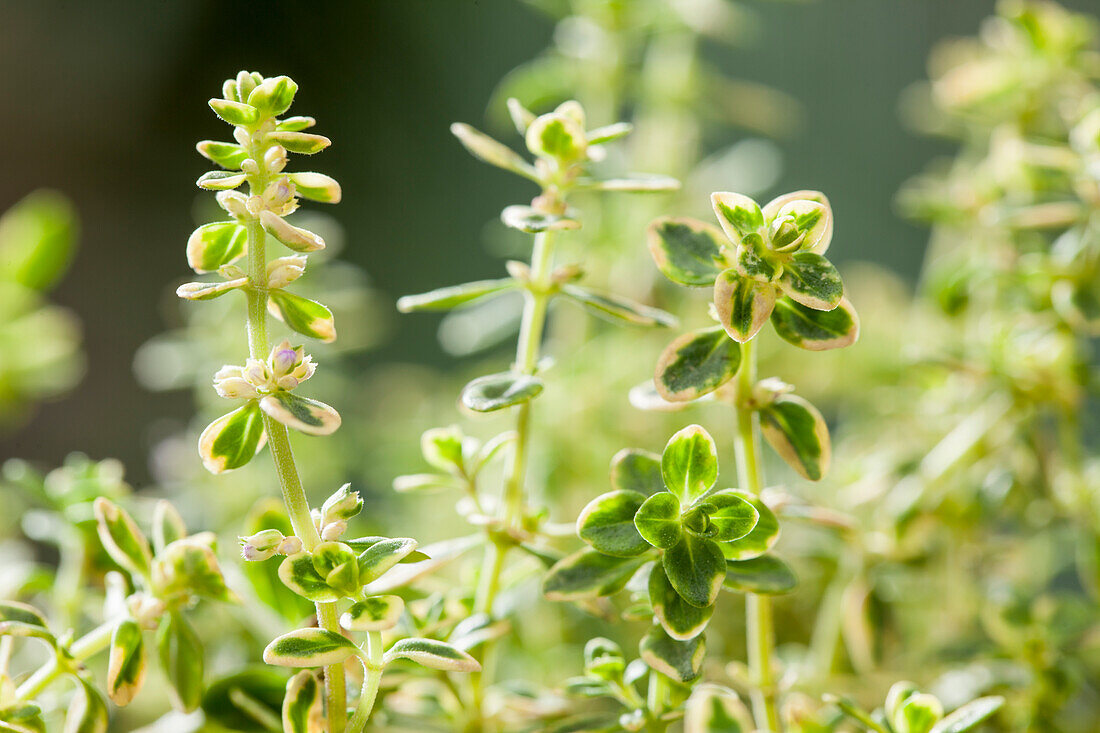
[
  {"left": 278, "top": 116, "right": 316, "bottom": 132},
  {"left": 267, "top": 131, "right": 330, "bottom": 155},
  {"left": 340, "top": 595, "right": 405, "bottom": 632},
  {"left": 762, "top": 190, "right": 833, "bottom": 254},
  {"left": 760, "top": 394, "right": 830, "bottom": 481},
  {"left": 635, "top": 492, "right": 683, "bottom": 550},
  {"left": 282, "top": 671, "right": 323, "bottom": 733},
  {"left": 248, "top": 76, "right": 297, "bottom": 116},
  {"left": 156, "top": 611, "right": 204, "bottom": 712},
  {"left": 649, "top": 565, "right": 713, "bottom": 641},
  {"left": 577, "top": 490, "right": 649, "bottom": 557},
  {"left": 893, "top": 693, "right": 943, "bottom": 733},
  {"left": 646, "top": 217, "right": 728, "bottom": 287},
  {"left": 196, "top": 141, "right": 248, "bottom": 170},
  {"left": 929, "top": 697, "right": 1004, "bottom": 733},
  {"left": 543, "top": 547, "right": 649, "bottom": 601},
  {"left": 64, "top": 678, "right": 108, "bottom": 733},
  {"left": 719, "top": 492, "right": 779, "bottom": 561},
  {"left": 186, "top": 222, "right": 247, "bottom": 274},
  {"left": 0, "top": 602, "right": 55, "bottom": 646},
  {"left": 259, "top": 211, "right": 325, "bottom": 252},
  {"left": 663, "top": 534, "right": 725, "bottom": 608},
  {"left": 260, "top": 391, "right": 341, "bottom": 436},
  {"left": 583, "top": 637, "right": 625, "bottom": 680},
  {"left": 107, "top": 619, "right": 146, "bottom": 706},
  {"left": 705, "top": 490, "right": 759, "bottom": 542},
  {"left": 774, "top": 198, "right": 831, "bottom": 254},
  {"left": 561, "top": 284, "right": 676, "bottom": 328},
  {"left": 198, "top": 401, "right": 266, "bottom": 474},
  {"left": 269, "top": 290, "right": 336, "bottom": 343},
  {"left": 711, "top": 192, "right": 763, "bottom": 243},
  {"left": 384, "top": 638, "right": 481, "bottom": 672},
  {"left": 196, "top": 170, "right": 247, "bottom": 191},
  {"left": 501, "top": 205, "right": 580, "bottom": 233},
  {"left": 396, "top": 278, "right": 516, "bottom": 312},
  {"left": 0, "top": 703, "right": 46, "bottom": 733},
  {"left": 450, "top": 123, "right": 539, "bottom": 181},
  {"left": 777, "top": 252, "right": 843, "bottom": 311},
  {"left": 655, "top": 327, "right": 741, "bottom": 402},
  {"left": 610, "top": 449, "right": 663, "bottom": 495},
  {"left": 0, "top": 601, "right": 49, "bottom": 630},
  {"left": 263, "top": 629, "right": 360, "bottom": 668},
  {"left": 770, "top": 296, "right": 859, "bottom": 351},
  {"left": 586, "top": 122, "right": 632, "bottom": 144},
  {"left": 154, "top": 537, "right": 237, "bottom": 603},
  {"left": 420, "top": 425, "right": 466, "bottom": 472},
  {"left": 286, "top": 172, "right": 342, "bottom": 204},
  {"left": 93, "top": 498, "right": 152, "bottom": 578},
  {"left": 201, "top": 668, "right": 285, "bottom": 732},
  {"left": 461, "top": 372, "right": 544, "bottom": 412},
  {"left": 279, "top": 552, "right": 340, "bottom": 602},
  {"left": 0, "top": 190, "right": 77, "bottom": 292},
  {"left": 662, "top": 425, "right": 718, "bottom": 505},
  {"left": 734, "top": 233, "right": 778, "bottom": 282},
  {"left": 639, "top": 625, "right": 705, "bottom": 684},
  {"left": 357, "top": 537, "right": 420, "bottom": 584},
  {"left": 713, "top": 269, "right": 776, "bottom": 343},
  {"left": 526, "top": 112, "right": 586, "bottom": 161},
  {"left": 208, "top": 98, "right": 260, "bottom": 126},
  {"left": 723, "top": 555, "right": 797, "bottom": 595},
  {"left": 176, "top": 277, "right": 249, "bottom": 301},
  {"left": 684, "top": 685, "right": 752, "bottom": 733}
]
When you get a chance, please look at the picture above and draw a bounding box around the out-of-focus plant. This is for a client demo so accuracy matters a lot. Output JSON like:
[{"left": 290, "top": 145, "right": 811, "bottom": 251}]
[
  {"left": 0, "top": 450, "right": 234, "bottom": 731},
  {"left": 0, "top": 191, "right": 82, "bottom": 425},
  {"left": 396, "top": 97, "right": 679, "bottom": 730}
]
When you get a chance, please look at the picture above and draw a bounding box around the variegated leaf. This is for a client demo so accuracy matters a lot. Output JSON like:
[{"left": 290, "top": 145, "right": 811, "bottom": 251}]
[
  {"left": 383, "top": 638, "right": 480, "bottom": 672},
  {"left": 260, "top": 391, "right": 341, "bottom": 436},
  {"left": 713, "top": 268, "right": 776, "bottom": 343},
  {"left": 269, "top": 291, "right": 336, "bottom": 342},
  {"left": 264, "top": 629, "right": 360, "bottom": 668},
  {"left": 655, "top": 327, "right": 741, "bottom": 402},
  {"left": 186, "top": 222, "right": 246, "bottom": 274},
  {"left": 198, "top": 401, "right": 267, "bottom": 474}
]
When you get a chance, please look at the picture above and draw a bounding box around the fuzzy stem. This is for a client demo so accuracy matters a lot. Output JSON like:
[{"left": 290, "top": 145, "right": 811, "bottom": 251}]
[
  {"left": 15, "top": 620, "right": 115, "bottom": 702},
  {"left": 244, "top": 205, "right": 346, "bottom": 732},
  {"left": 346, "top": 632, "right": 384, "bottom": 733},
  {"left": 733, "top": 338, "right": 780, "bottom": 732}
]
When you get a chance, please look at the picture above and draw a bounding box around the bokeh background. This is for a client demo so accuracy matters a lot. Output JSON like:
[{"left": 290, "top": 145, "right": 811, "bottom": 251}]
[{"left": 0, "top": 0, "right": 1096, "bottom": 480}]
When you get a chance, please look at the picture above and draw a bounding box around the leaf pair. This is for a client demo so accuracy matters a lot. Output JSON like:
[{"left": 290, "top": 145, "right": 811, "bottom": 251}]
[
  {"left": 278, "top": 537, "right": 420, "bottom": 602},
  {"left": 199, "top": 391, "right": 340, "bottom": 474},
  {"left": 264, "top": 628, "right": 479, "bottom": 672}
]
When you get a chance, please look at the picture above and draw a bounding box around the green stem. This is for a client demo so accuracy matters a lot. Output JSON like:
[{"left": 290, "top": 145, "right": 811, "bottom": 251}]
[
  {"left": 733, "top": 338, "right": 780, "bottom": 732},
  {"left": 468, "top": 229, "right": 557, "bottom": 730},
  {"left": 346, "top": 632, "right": 384, "bottom": 733},
  {"left": 244, "top": 193, "right": 346, "bottom": 732},
  {"left": 15, "top": 620, "right": 115, "bottom": 702},
  {"left": 646, "top": 671, "right": 670, "bottom": 732}
]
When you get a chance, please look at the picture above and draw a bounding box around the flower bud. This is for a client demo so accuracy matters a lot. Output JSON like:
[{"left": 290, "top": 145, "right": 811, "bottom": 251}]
[
  {"left": 264, "top": 144, "right": 288, "bottom": 174},
  {"left": 240, "top": 528, "right": 285, "bottom": 561},
  {"left": 277, "top": 536, "right": 303, "bottom": 555},
  {"left": 267, "top": 255, "right": 307, "bottom": 289},
  {"left": 320, "top": 520, "right": 347, "bottom": 541},
  {"left": 322, "top": 483, "right": 363, "bottom": 524},
  {"left": 233, "top": 126, "right": 250, "bottom": 147},
  {"left": 216, "top": 190, "right": 249, "bottom": 219},
  {"left": 241, "top": 159, "right": 260, "bottom": 175},
  {"left": 243, "top": 359, "right": 270, "bottom": 387},
  {"left": 214, "top": 365, "right": 259, "bottom": 400}
]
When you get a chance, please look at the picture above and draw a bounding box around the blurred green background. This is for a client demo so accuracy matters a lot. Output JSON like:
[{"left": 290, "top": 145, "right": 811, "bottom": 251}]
[{"left": 0, "top": 0, "right": 1094, "bottom": 481}]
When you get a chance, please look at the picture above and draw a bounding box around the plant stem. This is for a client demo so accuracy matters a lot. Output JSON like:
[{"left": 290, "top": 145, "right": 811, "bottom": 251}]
[
  {"left": 646, "top": 670, "right": 670, "bottom": 732},
  {"left": 468, "top": 229, "right": 557, "bottom": 729},
  {"left": 733, "top": 338, "right": 780, "bottom": 732},
  {"left": 15, "top": 620, "right": 115, "bottom": 702},
  {"left": 346, "top": 632, "right": 384, "bottom": 733},
  {"left": 244, "top": 208, "right": 346, "bottom": 732}
]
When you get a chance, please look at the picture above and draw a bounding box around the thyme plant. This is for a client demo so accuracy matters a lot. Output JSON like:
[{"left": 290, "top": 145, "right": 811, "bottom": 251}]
[{"left": 180, "top": 71, "right": 480, "bottom": 733}]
